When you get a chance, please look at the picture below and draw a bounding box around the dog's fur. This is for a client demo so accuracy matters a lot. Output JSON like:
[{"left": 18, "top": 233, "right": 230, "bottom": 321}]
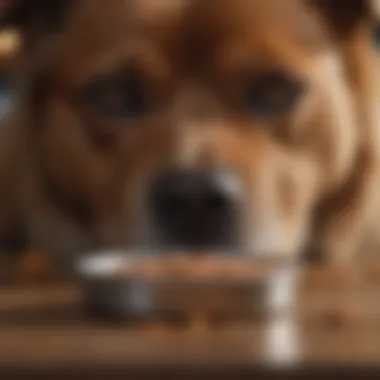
[{"left": 0, "top": 0, "right": 380, "bottom": 267}]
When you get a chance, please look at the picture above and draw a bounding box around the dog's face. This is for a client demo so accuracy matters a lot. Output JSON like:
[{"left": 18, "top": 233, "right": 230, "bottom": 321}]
[{"left": 2, "top": 0, "right": 377, "bottom": 257}]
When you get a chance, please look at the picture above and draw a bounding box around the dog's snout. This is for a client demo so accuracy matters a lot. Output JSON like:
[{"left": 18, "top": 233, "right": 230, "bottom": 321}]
[
  {"left": 149, "top": 169, "right": 243, "bottom": 248},
  {"left": 152, "top": 171, "right": 234, "bottom": 219}
]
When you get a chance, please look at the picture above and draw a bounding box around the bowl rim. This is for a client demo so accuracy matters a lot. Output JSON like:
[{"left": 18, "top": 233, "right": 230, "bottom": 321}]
[{"left": 75, "top": 250, "right": 297, "bottom": 283}]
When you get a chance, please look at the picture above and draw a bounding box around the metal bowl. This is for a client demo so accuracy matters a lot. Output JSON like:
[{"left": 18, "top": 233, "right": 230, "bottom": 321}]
[{"left": 75, "top": 251, "right": 299, "bottom": 322}]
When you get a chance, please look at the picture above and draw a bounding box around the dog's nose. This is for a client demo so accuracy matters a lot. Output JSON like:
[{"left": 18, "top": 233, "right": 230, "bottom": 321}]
[{"left": 149, "top": 169, "right": 242, "bottom": 247}]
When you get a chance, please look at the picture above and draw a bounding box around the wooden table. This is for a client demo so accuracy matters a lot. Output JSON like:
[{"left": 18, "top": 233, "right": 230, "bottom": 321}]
[{"left": 1, "top": 264, "right": 380, "bottom": 379}]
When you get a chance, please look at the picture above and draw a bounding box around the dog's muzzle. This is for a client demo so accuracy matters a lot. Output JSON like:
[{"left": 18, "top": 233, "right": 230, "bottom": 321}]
[{"left": 148, "top": 169, "right": 244, "bottom": 250}]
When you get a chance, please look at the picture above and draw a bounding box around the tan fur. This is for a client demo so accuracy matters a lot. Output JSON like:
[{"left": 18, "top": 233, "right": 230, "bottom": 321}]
[{"left": 0, "top": 0, "right": 380, "bottom": 266}]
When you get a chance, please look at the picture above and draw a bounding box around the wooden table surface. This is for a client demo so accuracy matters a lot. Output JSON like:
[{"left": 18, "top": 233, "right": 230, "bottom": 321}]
[{"left": 1, "top": 264, "right": 380, "bottom": 379}]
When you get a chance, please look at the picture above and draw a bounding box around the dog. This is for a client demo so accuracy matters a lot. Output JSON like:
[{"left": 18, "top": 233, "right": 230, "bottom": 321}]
[{"left": 0, "top": 0, "right": 379, "bottom": 270}]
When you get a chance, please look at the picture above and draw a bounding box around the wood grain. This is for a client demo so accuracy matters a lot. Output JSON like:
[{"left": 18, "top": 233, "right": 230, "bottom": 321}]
[{"left": 0, "top": 264, "right": 380, "bottom": 380}]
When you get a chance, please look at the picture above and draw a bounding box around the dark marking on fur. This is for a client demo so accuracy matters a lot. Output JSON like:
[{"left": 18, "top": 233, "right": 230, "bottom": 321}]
[
  {"left": 310, "top": 0, "right": 371, "bottom": 37},
  {"left": 43, "top": 175, "right": 95, "bottom": 229}
]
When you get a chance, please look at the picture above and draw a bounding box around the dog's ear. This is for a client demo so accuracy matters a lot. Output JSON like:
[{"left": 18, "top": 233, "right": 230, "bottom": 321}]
[
  {"left": 310, "top": 0, "right": 378, "bottom": 38},
  {"left": 0, "top": 0, "right": 73, "bottom": 37}
]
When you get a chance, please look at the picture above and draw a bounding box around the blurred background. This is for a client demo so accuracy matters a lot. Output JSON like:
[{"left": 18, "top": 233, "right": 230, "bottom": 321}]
[{"left": 0, "top": 29, "right": 16, "bottom": 120}]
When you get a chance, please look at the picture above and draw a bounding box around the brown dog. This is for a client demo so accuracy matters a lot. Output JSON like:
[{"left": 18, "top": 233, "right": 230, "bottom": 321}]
[{"left": 0, "top": 0, "right": 379, "bottom": 268}]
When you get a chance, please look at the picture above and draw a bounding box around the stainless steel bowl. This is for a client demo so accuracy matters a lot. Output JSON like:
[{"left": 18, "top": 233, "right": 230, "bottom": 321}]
[{"left": 75, "top": 251, "right": 299, "bottom": 322}]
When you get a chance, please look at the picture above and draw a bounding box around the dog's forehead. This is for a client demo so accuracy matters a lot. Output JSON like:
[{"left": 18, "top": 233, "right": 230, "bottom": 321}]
[
  {"left": 53, "top": 0, "right": 326, "bottom": 82},
  {"left": 65, "top": 0, "right": 323, "bottom": 45}
]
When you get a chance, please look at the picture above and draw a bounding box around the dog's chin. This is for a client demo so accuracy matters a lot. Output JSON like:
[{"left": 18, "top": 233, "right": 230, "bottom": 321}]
[
  {"left": 132, "top": 232, "right": 297, "bottom": 259},
  {"left": 134, "top": 225, "right": 245, "bottom": 255},
  {"left": 103, "top": 215, "right": 303, "bottom": 259}
]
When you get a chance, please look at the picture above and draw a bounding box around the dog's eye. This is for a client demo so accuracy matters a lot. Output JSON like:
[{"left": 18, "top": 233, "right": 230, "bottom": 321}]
[
  {"left": 372, "top": 22, "right": 380, "bottom": 50},
  {"left": 242, "top": 70, "right": 304, "bottom": 120},
  {"left": 82, "top": 71, "right": 147, "bottom": 119}
]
